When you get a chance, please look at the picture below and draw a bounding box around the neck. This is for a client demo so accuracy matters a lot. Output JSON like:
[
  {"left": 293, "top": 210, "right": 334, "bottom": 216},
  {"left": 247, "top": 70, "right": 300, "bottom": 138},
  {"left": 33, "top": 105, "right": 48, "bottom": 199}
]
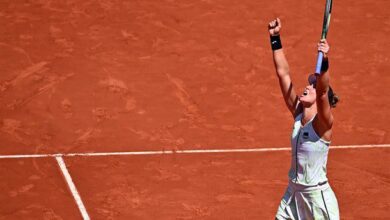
[{"left": 302, "top": 104, "right": 317, "bottom": 122}]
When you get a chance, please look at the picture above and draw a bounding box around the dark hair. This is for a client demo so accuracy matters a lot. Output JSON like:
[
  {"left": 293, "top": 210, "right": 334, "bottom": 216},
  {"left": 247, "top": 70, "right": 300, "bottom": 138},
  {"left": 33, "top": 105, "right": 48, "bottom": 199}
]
[{"left": 328, "top": 86, "right": 339, "bottom": 108}]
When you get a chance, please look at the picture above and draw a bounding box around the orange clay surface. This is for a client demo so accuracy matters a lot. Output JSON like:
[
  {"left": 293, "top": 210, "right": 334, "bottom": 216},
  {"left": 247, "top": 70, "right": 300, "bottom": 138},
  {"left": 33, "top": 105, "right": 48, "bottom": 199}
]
[
  {"left": 64, "top": 149, "right": 390, "bottom": 219},
  {"left": 0, "top": 158, "right": 81, "bottom": 219},
  {"left": 0, "top": 0, "right": 390, "bottom": 219}
]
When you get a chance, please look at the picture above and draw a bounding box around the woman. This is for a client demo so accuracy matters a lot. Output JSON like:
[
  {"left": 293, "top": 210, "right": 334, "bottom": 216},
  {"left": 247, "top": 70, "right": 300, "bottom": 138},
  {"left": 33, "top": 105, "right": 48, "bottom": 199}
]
[{"left": 268, "top": 18, "right": 340, "bottom": 220}]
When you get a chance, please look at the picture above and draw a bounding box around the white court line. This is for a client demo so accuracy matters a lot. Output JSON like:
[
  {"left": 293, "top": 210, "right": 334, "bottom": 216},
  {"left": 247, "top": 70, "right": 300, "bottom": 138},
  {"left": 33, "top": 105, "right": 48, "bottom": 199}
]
[
  {"left": 0, "top": 144, "right": 390, "bottom": 159},
  {"left": 56, "top": 156, "right": 90, "bottom": 220}
]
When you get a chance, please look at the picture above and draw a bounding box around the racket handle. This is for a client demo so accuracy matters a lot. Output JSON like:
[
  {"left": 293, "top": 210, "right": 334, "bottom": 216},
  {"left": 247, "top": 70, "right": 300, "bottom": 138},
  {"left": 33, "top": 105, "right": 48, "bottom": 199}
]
[{"left": 315, "top": 52, "right": 324, "bottom": 75}]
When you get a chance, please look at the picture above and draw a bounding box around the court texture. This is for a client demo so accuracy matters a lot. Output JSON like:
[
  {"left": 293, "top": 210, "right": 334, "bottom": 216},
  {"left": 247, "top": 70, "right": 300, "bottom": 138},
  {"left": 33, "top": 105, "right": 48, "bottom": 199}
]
[{"left": 1, "top": 0, "right": 389, "bottom": 219}]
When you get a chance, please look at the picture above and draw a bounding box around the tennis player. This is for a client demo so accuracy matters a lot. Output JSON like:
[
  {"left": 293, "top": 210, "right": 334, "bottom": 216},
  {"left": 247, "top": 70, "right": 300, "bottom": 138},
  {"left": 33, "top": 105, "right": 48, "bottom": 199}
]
[{"left": 268, "top": 18, "right": 340, "bottom": 220}]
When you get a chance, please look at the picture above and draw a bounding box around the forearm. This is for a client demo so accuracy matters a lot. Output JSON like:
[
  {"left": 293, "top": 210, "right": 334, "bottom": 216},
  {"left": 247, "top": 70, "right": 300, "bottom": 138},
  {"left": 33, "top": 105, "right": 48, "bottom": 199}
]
[
  {"left": 272, "top": 49, "right": 290, "bottom": 77},
  {"left": 316, "top": 57, "right": 330, "bottom": 96},
  {"left": 271, "top": 35, "right": 290, "bottom": 77}
]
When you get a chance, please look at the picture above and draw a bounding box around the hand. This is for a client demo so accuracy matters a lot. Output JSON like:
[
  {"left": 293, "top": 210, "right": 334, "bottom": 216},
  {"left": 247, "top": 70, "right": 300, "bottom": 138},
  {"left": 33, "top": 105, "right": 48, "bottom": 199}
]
[
  {"left": 318, "top": 39, "right": 330, "bottom": 57},
  {"left": 268, "top": 18, "right": 281, "bottom": 36}
]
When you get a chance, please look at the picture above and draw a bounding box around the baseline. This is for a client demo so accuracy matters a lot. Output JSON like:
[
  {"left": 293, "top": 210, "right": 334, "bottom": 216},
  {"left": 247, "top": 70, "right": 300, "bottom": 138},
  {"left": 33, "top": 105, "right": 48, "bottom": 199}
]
[{"left": 0, "top": 144, "right": 389, "bottom": 159}]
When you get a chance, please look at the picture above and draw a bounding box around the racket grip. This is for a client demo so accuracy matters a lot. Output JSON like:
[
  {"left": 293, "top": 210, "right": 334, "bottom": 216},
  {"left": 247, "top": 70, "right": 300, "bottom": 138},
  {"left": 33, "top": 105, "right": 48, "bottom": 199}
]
[{"left": 315, "top": 52, "right": 324, "bottom": 75}]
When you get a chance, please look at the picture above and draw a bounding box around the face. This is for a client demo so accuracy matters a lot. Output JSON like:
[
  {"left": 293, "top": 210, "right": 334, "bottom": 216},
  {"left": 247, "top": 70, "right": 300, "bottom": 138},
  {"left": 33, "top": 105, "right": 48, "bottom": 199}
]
[{"left": 298, "top": 74, "right": 317, "bottom": 106}]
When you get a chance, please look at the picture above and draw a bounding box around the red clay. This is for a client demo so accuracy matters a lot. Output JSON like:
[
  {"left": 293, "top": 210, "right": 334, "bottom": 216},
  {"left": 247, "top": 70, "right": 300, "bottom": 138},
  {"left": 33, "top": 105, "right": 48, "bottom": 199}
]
[
  {"left": 63, "top": 148, "right": 390, "bottom": 219},
  {"left": 1, "top": 0, "right": 389, "bottom": 219},
  {"left": 329, "top": 148, "right": 390, "bottom": 219},
  {"left": 0, "top": 0, "right": 389, "bottom": 155},
  {"left": 0, "top": 158, "right": 81, "bottom": 219},
  {"left": 65, "top": 151, "right": 291, "bottom": 219}
]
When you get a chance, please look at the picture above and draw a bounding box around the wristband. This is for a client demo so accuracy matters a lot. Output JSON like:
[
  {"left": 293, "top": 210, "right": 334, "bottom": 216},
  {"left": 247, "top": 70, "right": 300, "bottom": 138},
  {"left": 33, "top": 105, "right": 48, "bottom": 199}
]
[
  {"left": 321, "top": 57, "right": 329, "bottom": 72},
  {"left": 270, "top": 35, "right": 282, "bottom": 51}
]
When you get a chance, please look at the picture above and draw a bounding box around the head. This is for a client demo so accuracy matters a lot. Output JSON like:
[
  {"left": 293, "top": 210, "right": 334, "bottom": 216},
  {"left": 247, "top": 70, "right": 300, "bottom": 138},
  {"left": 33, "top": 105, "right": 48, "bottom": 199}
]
[{"left": 299, "top": 74, "right": 339, "bottom": 108}]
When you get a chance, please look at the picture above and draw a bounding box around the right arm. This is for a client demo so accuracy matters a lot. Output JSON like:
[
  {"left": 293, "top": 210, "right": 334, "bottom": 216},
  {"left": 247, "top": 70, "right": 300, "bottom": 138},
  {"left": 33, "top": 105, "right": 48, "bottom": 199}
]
[{"left": 269, "top": 18, "right": 299, "bottom": 116}]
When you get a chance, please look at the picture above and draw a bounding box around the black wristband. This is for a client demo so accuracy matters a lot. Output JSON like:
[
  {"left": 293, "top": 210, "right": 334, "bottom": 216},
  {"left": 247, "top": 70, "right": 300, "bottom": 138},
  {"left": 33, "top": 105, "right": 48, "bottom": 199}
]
[
  {"left": 321, "top": 57, "right": 329, "bottom": 72},
  {"left": 270, "top": 35, "right": 282, "bottom": 51}
]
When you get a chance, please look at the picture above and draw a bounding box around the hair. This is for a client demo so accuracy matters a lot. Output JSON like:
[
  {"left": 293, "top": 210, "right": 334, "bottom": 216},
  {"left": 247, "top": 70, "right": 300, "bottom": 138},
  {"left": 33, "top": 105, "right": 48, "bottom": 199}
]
[{"left": 328, "top": 86, "right": 339, "bottom": 108}]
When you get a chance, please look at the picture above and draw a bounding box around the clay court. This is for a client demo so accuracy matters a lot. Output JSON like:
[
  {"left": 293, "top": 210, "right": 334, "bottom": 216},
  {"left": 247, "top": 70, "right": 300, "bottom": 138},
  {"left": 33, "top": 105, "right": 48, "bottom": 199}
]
[{"left": 1, "top": 0, "right": 389, "bottom": 219}]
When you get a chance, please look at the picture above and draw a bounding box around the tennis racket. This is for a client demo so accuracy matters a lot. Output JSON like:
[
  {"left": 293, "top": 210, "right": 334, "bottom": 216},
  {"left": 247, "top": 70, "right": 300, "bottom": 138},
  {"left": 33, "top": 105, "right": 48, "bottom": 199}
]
[{"left": 315, "top": 0, "right": 333, "bottom": 74}]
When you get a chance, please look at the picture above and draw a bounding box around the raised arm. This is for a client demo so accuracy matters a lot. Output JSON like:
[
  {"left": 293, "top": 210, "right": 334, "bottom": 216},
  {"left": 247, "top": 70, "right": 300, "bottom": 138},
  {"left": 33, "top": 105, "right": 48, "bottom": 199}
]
[
  {"left": 315, "top": 39, "right": 333, "bottom": 128},
  {"left": 268, "top": 18, "right": 299, "bottom": 116}
]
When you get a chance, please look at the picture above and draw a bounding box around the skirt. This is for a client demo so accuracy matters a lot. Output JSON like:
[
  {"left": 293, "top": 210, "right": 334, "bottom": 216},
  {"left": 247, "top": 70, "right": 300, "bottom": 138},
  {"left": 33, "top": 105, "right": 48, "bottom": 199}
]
[{"left": 275, "top": 180, "right": 339, "bottom": 220}]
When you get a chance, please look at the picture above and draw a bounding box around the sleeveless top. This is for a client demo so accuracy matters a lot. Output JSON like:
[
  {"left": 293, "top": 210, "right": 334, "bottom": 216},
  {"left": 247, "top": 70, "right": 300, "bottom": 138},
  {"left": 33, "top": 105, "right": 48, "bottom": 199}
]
[{"left": 288, "top": 113, "right": 330, "bottom": 186}]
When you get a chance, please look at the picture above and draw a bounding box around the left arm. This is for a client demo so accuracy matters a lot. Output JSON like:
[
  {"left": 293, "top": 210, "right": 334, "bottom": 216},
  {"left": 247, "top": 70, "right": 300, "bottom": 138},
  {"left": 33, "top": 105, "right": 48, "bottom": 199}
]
[{"left": 316, "top": 39, "right": 333, "bottom": 129}]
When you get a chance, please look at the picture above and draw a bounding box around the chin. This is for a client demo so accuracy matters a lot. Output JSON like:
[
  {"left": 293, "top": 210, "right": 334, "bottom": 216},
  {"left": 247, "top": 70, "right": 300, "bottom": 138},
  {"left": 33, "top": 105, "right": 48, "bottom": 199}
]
[
  {"left": 300, "top": 99, "right": 315, "bottom": 107},
  {"left": 299, "top": 96, "right": 306, "bottom": 103}
]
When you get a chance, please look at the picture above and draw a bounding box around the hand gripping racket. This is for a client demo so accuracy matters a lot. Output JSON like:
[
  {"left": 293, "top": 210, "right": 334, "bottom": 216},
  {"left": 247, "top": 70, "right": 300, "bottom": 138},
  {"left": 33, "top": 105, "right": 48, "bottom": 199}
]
[{"left": 315, "top": 0, "right": 333, "bottom": 74}]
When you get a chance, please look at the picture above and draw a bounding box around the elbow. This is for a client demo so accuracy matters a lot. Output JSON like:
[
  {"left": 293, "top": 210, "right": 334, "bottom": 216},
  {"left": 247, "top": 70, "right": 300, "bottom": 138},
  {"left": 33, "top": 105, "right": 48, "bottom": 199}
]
[
  {"left": 276, "top": 68, "right": 289, "bottom": 77},
  {"left": 316, "top": 90, "right": 328, "bottom": 100},
  {"left": 316, "top": 85, "right": 329, "bottom": 102},
  {"left": 315, "top": 79, "right": 330, "bottom": 98}
]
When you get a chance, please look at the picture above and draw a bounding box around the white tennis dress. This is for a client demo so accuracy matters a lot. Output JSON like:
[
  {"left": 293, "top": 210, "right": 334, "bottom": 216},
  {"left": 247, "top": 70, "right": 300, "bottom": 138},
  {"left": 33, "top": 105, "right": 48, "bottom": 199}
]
[{"left": 276, "top": 113, "right": 340, "bottom": 220}]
